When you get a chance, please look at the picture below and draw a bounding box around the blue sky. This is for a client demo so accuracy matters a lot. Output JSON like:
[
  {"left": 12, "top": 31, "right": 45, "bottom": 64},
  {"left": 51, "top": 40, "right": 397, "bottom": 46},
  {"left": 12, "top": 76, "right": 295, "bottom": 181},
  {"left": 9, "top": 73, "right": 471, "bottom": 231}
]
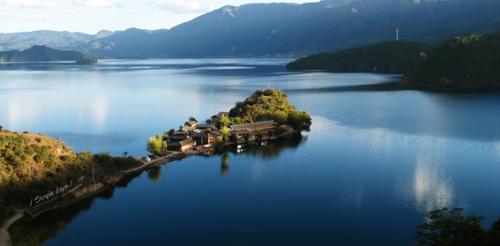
[{"left": 0, "top": 0, "right": 311, "bottom": 34}]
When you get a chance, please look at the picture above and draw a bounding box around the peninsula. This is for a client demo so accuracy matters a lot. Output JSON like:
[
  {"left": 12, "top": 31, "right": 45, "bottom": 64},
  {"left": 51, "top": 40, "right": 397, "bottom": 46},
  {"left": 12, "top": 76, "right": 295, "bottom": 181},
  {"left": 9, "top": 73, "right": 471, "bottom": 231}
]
[
  {"left": 0, "top": 88, "right": 311, "bottom": 245},
  {"left": 287, "top": 40, "right": 432, "bottom": 74},
  {"left": 403, "top": 31, "right": 500, "bottom": 90},
  {"left": 287, "top": 29, "right": 500, "bottom": 92}
]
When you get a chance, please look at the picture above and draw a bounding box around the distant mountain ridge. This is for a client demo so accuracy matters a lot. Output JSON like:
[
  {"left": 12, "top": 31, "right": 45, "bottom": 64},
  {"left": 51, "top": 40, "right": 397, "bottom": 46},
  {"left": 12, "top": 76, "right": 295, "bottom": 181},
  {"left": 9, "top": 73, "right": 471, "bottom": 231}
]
[
  {"left": 1, "top": 0, "right": 500, "bottom": 58},
  {"left": 0, "top": 30, "right": 99, "bottom": 52},
  {"left": 0, "top": 46, "right": 97, "bottom": 64}
]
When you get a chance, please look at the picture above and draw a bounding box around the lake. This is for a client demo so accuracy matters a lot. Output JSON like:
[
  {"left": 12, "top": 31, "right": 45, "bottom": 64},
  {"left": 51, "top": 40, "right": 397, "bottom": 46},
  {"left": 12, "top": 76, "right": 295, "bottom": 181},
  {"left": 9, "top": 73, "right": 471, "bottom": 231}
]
[{"left": 1, "top": 59, "right": 500, "bottom": 245}]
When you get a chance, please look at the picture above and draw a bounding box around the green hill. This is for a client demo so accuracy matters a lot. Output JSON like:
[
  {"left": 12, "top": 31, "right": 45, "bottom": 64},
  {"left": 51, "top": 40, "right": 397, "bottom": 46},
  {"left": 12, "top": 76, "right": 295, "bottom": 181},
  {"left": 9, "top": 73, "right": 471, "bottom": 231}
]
[
  {"left": 286, "top": 41, "right": 432, "bottom": 74},
  {"left": 229, "top": 88, "right": 312, "bottom": 131},
  {"left": 0, "top": 45, "right": 97, "bottom": 64},
  {"left": 404, "top": 31, "right": 500, "bottom": 89},
  {"left": 0, "top": 129, "right": 139, "bottom": 221}
]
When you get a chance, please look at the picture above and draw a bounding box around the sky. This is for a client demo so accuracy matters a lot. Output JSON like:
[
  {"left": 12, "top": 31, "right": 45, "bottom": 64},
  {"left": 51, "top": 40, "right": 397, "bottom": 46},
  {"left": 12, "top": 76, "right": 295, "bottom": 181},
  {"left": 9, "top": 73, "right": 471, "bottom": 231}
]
[{"left": 0, "top": 0, "right": 312, "bottom": 34}]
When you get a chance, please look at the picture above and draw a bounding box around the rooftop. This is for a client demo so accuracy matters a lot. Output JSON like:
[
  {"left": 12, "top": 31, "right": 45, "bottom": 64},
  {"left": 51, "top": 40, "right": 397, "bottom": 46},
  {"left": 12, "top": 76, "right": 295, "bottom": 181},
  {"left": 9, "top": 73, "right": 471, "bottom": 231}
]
[{"left": 230, "top": 121, "right": 277, "bottom": 131}]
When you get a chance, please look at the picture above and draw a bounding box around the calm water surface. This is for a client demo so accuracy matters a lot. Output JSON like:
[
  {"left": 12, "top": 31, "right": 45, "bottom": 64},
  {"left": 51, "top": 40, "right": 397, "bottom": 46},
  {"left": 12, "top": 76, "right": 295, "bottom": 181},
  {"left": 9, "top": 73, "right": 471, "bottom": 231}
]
[{"left": 1, "top": 59, "right": 500, "bottom": 245}]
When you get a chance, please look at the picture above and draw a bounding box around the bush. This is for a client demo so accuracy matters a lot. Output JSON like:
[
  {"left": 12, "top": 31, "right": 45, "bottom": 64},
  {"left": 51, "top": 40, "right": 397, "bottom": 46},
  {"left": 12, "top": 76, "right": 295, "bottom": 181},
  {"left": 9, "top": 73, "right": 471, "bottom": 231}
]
[
  {"left": 287, "top": 111, "right": 312, "bottom": 131},
  {"left": 220, "top": 114, "right": 231, "bottom": 128},
  {"left": 230, "top": 117, "right": 245, "bottom": 125},
  {"left": 147, "top": 134, "right": 167, "bottom": 156}
]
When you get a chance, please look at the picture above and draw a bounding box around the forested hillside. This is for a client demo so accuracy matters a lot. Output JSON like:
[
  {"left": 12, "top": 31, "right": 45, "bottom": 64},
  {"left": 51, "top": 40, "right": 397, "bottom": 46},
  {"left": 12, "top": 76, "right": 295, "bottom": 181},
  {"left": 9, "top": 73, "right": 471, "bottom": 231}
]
[
  {"left": 404, "top": 31, "right": 500, "bottom": 89},
  {"left": 286, "top": 41, "right": 432, "bottom": 73}
]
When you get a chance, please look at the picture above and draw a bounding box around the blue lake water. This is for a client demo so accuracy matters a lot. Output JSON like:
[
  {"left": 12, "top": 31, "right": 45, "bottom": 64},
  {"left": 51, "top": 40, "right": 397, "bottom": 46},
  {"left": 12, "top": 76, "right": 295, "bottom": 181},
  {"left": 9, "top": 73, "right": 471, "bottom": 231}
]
[{"left": 1, "top": 59, "right": 500, "bottom": 245}]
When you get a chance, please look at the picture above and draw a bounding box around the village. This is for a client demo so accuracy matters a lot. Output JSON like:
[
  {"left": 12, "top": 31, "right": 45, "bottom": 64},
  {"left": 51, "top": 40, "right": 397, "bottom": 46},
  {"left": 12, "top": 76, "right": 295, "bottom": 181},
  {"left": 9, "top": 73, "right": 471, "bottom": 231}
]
[{"left": 160, "top": 112, "right": 296, "bottom": 154}]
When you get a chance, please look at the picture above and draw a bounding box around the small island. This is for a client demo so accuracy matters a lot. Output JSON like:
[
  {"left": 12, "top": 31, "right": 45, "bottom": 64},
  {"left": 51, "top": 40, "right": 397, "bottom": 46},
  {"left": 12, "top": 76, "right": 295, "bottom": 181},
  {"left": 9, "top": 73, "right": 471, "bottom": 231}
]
[
  {"left": 0, "top": 45, "right": 98, "bottom": 65},
  {"left": 147, "top": 88, "right": 312, "bottom": 156}
]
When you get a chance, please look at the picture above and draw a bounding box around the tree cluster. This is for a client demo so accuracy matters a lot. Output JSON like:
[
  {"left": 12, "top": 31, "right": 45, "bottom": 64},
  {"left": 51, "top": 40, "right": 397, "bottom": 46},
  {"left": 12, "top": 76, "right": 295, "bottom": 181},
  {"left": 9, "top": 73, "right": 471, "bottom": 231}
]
[
  {"left": 417, "top": 208, "right": 500, "bottom": 246},
  {"left": 229, "top": 88, "right": 311, "bottom": 130},
  {"left": 407, "top": 31, "right": 500, "bottom": 88}
]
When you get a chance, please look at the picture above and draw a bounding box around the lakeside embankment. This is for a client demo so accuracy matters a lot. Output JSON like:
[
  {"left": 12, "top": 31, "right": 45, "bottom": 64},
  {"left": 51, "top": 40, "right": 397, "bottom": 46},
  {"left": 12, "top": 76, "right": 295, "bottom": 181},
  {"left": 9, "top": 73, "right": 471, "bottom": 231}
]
[
  {"left": 1, "top": 131, "right": 302, "bottom": 245},
  {"left": 0, "top": 148, "right": 210, "bottom": 246}
]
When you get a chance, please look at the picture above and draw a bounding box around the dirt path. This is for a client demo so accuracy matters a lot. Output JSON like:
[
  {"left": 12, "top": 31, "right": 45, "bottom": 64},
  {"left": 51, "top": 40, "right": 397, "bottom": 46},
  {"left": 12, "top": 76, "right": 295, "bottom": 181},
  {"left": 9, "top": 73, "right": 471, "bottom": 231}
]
[{"left": 0, "top": 210, "right": 24, "bottom": 246}]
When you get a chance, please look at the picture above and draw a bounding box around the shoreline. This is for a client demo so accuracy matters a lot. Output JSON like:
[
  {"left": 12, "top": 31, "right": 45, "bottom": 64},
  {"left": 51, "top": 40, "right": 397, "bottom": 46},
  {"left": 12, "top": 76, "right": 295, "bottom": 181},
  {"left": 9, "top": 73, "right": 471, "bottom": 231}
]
[
  {"left": 0, "top": 87, "right": 305, "bottom": 244},
  {"left": 0, "top": 149, "right": 204, "bottom": 245},
  {"left": 285, "top": 80, "right": 500, "bottom": 94},
  {"left": 0, "top": 133, "right": 293, "bottom": 244}
]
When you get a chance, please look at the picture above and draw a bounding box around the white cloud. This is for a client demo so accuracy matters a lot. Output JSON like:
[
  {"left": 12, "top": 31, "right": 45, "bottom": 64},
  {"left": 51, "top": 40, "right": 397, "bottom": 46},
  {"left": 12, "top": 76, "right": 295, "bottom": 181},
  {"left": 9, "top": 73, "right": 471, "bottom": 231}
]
[
  {"left": 0, "top": 0, "right": 311, "bottom": 33},
  {"left": 71, "top": 0, "right": 212, "bottom": 12},
  {"left": 155, "top": 0, "right": 213, "bottom": 13},
  {"left": 72, "top": 0, "right": 122, "bottom": 8},
  {"left": 1, "top": 0, "right": 58, "bottom": 8}
]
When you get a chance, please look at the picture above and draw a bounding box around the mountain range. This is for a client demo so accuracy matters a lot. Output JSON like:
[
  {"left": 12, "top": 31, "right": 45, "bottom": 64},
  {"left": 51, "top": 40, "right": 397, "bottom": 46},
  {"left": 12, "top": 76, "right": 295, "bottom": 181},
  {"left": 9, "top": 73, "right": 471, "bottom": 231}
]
[
  {"left": 0, "top": 46, "right": 97, "bottom": 64},
  {"left": 1, "top": 0, "right": 499, "bottom": 58}
]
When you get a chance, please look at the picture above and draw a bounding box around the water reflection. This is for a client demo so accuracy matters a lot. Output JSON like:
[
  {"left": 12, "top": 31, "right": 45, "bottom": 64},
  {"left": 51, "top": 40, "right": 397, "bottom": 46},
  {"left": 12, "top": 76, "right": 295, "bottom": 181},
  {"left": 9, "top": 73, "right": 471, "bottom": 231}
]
[
  {"left": 3, "top": 59, "right": 500, "bottom": 245},
  {"left": 413, "top": 155, "right": 455, "bottom": 212},
  {"left": 8, "top": 195, "right": 102, "bottom": 246},
  {"left": 236, "top": 134, "right": 307, "bottom": 160},
  {"left": 147, "top": 167, "right": 162, "bottom": 182},
  {"left": 220, "top": 152, "right": 230, "bottom": 176},
  {"left": 8, "top": 134, "right": 307, "bottom": 245}
]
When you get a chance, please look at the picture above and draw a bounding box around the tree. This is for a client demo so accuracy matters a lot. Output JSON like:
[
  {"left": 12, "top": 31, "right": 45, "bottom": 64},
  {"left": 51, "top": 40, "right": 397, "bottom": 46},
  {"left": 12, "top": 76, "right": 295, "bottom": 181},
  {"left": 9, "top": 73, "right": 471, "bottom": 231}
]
[
  {"left": 220, "top": 127, "right": 230, "bottom": 142},
  {"left": 287, "top": 111, "right": 312, "bottom": 131},
  {"left": 272, "top": 111, "right": 288, "bottom": 124},
  {"left": 189, "top": 116, "right": 198, "bottom": 123},
  {"left": 228, "top": 88, "right": 311, "bottom": 130},
  {"left": 147, "top": 135, "right": 167, "bottom": 156},
  {"left": 416, "top": 208, "right": 487, "bottom": 246},
  {"left": 488, "top": 219, "right": 500, "bottom": 246},
  {"left": 220, "top": 114, "right": 231, "bottom": 128}
]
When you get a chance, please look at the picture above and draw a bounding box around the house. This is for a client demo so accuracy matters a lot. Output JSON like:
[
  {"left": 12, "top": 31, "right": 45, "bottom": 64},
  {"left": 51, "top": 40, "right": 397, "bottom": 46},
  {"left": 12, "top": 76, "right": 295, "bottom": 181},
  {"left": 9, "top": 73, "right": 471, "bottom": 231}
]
[
  {"left": 230, "top": 121, "right": 277, "bottom": 144},
  {"left": 196, "top": 123, "right": 216, "bottom": 130},
  {"left": 231, "top": 130, "right": 249, "bottom": 144},
  {"left": 191, "top": 131, "right": 216, "bottom": 145},
  {"left": 182, "top": 120, "right": 198, "bottom": 132},
  {"left": 168, "top": 139, "right": 196, "bottom": 152},
  {"left": 170, "top": 131, "right": 188, "bottom": 141},
  {"left": 230, "top": 121, "right": 277, "bottom": 133}
]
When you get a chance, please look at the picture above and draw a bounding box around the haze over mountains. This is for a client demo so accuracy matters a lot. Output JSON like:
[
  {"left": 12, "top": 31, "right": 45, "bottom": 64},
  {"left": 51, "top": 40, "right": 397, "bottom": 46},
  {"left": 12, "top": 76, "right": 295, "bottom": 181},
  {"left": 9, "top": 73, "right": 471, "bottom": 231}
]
[
  {"left": 0, "top": 46, "right": 97, "bottom": 64},
  {"left": 1, "top": 0, "right": 500, "bottom": 58}
]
